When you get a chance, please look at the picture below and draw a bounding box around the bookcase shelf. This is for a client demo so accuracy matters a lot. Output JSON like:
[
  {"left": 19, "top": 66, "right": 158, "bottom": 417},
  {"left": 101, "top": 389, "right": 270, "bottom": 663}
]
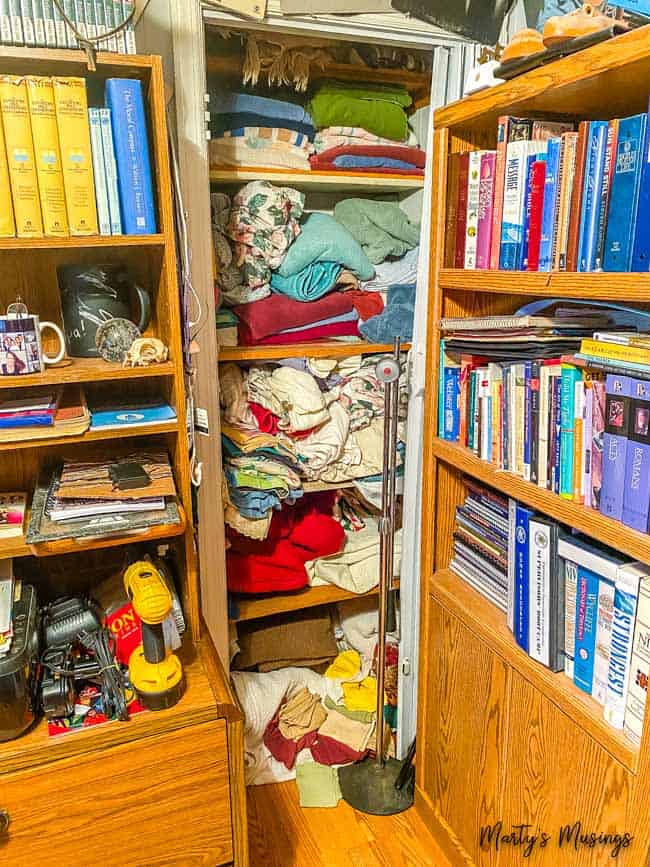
[
  {"left": 4, "top": 420, "right": 179, "bottom": 452},
  {"left": 218, "top": 341, "right": 411, "bottom": 362},
  {"left": 438, "top": 268, "right": 650, "bottom": 300},
  {"left": 0, "top": 234, "right": 165, "bottom": 251},
  {"left": 432, "top": 437, "right": 650, "bottom": 565},
  {"left": 0, "top": 358, "right": 175, "bottom": 388},
  {"left": 430, "top": 568, "right": 637, "bottom": 771},
  {"left": 210, "top": 167, "right": 424, "bottom": 193}
]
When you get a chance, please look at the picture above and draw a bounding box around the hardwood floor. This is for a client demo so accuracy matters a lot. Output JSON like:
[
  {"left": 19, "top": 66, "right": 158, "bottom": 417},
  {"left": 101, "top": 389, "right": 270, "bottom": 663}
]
[{"left": 247, "top": 780, "right": 450, "bottom": 866}]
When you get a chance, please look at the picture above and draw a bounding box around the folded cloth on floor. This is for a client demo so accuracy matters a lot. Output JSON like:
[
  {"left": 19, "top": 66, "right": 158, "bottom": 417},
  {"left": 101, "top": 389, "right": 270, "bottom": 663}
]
[
  {"left": 227, "top": 181, "right": 304, "bottom": 291},
  {"left": 210, "top": 137, "right": 312, "bottom": 172},
  {"left": 359, "top": 282, "right": 416, "bottom": 343},
  {"left": 227, "top": 494, "right": 344, "bottom": 593},
  {"left": 211, "top": 112, "right": 316, "bottom": 141},
  {"left": 310, "top": 144, "right": 426, "bottom": 174},
  {"left": 278, "top": 687, "right": 327, "bottom": 740},
  {"left": 334, "top": 199, "right": 420, "bottom": 265},
  {"left": 247, "top": 319, "right": 359, "bottom": 346},
  {"left": 309, "top": 733, "right": 367, "bottom": 766},
  {"left": 345, "top": 289, "right": 384, "bottom": 321},
  {"left": 296, "top": 762, "right": 342, "bottom": 808},
  {"left": 342, "top": 676, "right": 380, "bottom": 713},
  {"left": 277, "top": 213, "right": 375, "bottom": 280},
  {"left": 270, "top": 261, "right": 342, "bottom": 302},
  {"left": 314, "top": 126, "right": 418, "bottom": 152},
  {"left": 233, "top": 288, "right": 356, "bottom": 342},
  {"left": 318, "top": 707, "right": 375, "bottom": 752},
  {"left": 307, "top": 81, "right": 412, "bottom": 142},
  {"left": 212, "top": 91, "right": 314, "bottom": 126},
  {"left": 324, "top": 695, "right": 375, "bottom": 724},
  {"left": 247, "top": 365, "right": 335, "bottom": 432},
  {"left": 264, "top": 715, "right": 317, "bottom": 770},
  {"left": 361, "top": 245, "right": 419, "bottom": 292}
]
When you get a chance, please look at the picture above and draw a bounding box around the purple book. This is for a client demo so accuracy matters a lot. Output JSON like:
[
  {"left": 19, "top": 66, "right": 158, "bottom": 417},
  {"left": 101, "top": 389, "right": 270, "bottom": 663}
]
[
  {"left": 600, "top": 374, "right": 632, "bottom": 521},
  {"left": 622, "top": 379, "right": 650, "bottom": 531},
  {"left": 583, "top": 384, "right": 594, "bottom": 508},
  {"left": 591, "top": 379, "right": 606, "bottom": 509},
  {"left": 476, "top": 152, "right": 496, "bottom": 270}
]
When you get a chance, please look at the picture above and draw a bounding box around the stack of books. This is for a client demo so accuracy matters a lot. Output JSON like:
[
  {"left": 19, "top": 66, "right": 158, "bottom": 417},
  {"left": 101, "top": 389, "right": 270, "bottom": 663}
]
[
  {"left": 0, "top": 1, "right": 136, "bottom": 53},
  {"left": 0, "top": 74, "right": 155, "bottom": 239},
  {"left": 26, "top": 450, "right": 180, "bottom": 544},
  {"left": 0, "top": 387, "right": 89, "bottom": 442},
  {"left": 450, "top": 101, "right": 650, "bottom": 272},
  {"left": 450, "top": 479, "right": 650, "bottom": 745}
]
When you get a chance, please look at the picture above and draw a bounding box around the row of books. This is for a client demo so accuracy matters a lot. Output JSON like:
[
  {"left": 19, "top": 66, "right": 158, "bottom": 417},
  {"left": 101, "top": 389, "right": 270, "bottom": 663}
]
[
  {"left": 449, "top": 104, "right": 650, "bottom": 273},
  {"left": 0, "top": 74, "right": 155, "bottom": 238},
  {"left": 0, "top": 0, "right": 136, "bottom": 53},
  {"left": 451, "top": 479, "right": 650, "bottom": 746}
]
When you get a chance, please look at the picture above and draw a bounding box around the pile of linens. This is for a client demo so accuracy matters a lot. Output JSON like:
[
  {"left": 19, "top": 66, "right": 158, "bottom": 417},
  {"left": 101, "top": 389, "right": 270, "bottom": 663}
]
[
  {"left": 212, "top": 180, "right": 420, "bottom": 344},
  {"left": 308, "top": 80, "right": 425, "bottom": 176},
  {"left": 221, "top": 355, "right": 405, "bottom": 597}
]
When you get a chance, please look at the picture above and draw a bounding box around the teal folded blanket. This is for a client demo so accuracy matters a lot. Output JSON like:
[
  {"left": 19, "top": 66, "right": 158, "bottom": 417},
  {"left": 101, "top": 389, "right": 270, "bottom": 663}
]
[
  {"left": 334, "top": 198, "right": 420, "bottom": 264},
  {"left": 307, "top": 81, "right": 412, "bottom": 142},
  {"left": 277, "top": 213, "right": 375, "bottom": 280},
  {"left": 271, "top": 261, "right": 342, "bottom": 302}
]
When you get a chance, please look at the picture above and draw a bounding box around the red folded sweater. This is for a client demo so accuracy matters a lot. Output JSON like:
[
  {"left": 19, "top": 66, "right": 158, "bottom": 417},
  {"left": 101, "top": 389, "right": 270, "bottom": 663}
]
[
  {"left": 310, "top": 144, "right": 426, "bottom": 174},
  {"left": 233, "top": 291, "right": 355, "bottom": 343}
]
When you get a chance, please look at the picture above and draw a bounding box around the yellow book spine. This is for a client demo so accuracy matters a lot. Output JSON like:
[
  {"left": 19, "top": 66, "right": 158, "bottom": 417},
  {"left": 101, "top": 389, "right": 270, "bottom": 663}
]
[
  {"left": 0, "top": 109, "right": 15, "bottom": 238},
  {"left": 52, "top": 76, "right": 98, "bottom": 236},
  {"left": 0, "top": 75, "right": 43, "bottom": 238},
  {"left": 580, "top": 339, "right": 650, "bottom": 365},
  {"left": 25, "top": 76, "right": 69, "bottom": 238}
]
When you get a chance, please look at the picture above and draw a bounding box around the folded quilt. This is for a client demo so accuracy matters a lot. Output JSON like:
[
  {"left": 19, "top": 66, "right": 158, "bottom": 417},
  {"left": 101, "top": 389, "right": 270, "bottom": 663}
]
[
  {"left": 334, "top": 198, "right": 420, "bottom": 264},
  {"left": 311, "top": 144, "right": 425, "bottom": 172},
  {"left": 271, "top": 261, "right": 342, "bottom": 302},
  {"left": 307, "top": 81, "right": 411, "bottom": 141},
  {"left": 233, "top": 289, "right": 355, "bottom": 342},
  {"left": 211, "top": 112, "right": 316, "bottom": 141},
  {"left": 242, "top": 319, "right": 360, "bottom": 346},
  {"left": 277, "top": 213, "right": 375, "bottom": 280},
  {"left": 210, "top": 137, "right": 311, "bottom": 172},
  {"left": 211, "top": 91, "right": 314, "bottom": 126},
  {"left": 314, "top": 125, "right": 418, "bottom": 152},
  {"left": 331, "top": 155, "right": 424, "bottom": 173}
]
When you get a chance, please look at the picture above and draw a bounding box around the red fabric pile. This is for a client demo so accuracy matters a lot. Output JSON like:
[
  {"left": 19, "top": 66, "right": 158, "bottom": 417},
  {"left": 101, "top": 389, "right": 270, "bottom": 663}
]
[
  {"left": 233, "top": 292, "right": 358, "bottom": 346},
  {"left": 310, "top": 144, "right": 426, "bottom": 175}
]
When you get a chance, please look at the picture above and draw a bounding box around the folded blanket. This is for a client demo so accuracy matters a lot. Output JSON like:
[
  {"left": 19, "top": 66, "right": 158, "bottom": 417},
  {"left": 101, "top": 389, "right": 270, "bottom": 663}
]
[
  {"left": 234, "top": 289, "right": 355, "bottom": 342},
  {"left": 243, "top": 319, "right": 360, "bottom": 346},
  {"left": 212, "top": 91, "right": 313, "bottom": 126},
  {"left": 332, "top": 156, "right": 423, "bottom": 172},
  {"left": 334, "top": 198, "right": 420, "bottom": 264},
  {"left": 361, "top": 246, "right": 419, "bottom": 292},
  {"left": 312, "top": 144, "right": 426, "bottom": 171},
  {"left": 359, "top": 282, "right": 416, "bottom": 343},
  {"left": 271, "top": 261, "right": 342, "bottom": 302},
  {"left": 307, "top": 81, "right": 412, "bottom": 142},
  {"left": 314, "top": 126, "right": 418, "bottom": 152},
  {"left": 210, "top": 138, "right": 311, "bottom": 171},
  {"left": 277, "top": 213, "right": 375, "bottom": 280},
  {"left": 211, "top": 112, "right": 316, "bottom": 141},
  {"left": 218, "top": 126, "right": 313, "bottom": 151}
]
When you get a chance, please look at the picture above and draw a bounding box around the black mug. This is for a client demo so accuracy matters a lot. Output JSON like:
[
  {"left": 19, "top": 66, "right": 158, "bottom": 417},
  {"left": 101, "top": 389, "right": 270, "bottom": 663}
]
[{"left": 57, "top": 264, "right": 152, "bottom": 358}]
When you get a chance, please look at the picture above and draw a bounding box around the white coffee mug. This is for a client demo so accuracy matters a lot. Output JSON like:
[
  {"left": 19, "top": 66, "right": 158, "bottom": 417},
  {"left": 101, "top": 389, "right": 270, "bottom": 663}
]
[{"left": 0, "top": 315, "right": 65, "bottom": 375}]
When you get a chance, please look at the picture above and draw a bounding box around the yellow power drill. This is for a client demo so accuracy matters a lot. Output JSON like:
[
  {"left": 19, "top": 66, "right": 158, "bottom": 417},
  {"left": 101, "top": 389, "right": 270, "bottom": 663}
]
[{"left": 123, "top": 560, "right": 185, "bottom": 710}]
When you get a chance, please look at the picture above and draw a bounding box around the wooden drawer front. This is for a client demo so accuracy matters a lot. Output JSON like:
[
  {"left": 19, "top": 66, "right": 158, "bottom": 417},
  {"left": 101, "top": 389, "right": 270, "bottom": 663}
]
[{"left": 0, "top": 720, "right": 233, "bottom": 867}]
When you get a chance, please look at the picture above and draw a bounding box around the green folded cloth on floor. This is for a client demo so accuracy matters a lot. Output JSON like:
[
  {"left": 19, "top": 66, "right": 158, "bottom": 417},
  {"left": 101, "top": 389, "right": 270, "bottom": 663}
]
[
  {"left": 324, "top": 695, "right": 375, "bottom": 724},
  {"left": 296, "top": 762, "right": 342, "bottom": 808}
]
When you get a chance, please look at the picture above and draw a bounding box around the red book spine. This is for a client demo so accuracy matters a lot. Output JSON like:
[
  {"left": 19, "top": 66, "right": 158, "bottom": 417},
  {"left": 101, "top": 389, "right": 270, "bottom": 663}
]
[
  {"left": 566, "top": 120, "right": 589, "bottom": 272},
  {"left": 526, "top": 160, "right": 547, "bottom": 271},
  {"left": 454, "top": 153, "right": 470, "bottom": 268}
]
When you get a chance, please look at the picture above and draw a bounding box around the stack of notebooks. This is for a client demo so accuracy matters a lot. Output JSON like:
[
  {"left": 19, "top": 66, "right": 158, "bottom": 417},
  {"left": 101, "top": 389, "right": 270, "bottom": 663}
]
[
  {"left": 439, "top": 319, "right": 650, "bottom": 537},
  {"left": 0, "top": 74, "right": 155, "bottom": 240},
  {"left": 87, "top": 395, "right": 176, "bottom": 431},
  {"left": 26, "top": 451, "right": 180, "bottom": 544},
  {"left": 0, "top": 1, "right": 136, "bottom": 53},
  {"left": 450, "top": 479, "right": 650, "bottom": 746},
  {"left": 450, "top": 99, "right": 650, "bottom": 272},
  {"left": 0, "top": 387, "right": 89, "bottom": 442}
]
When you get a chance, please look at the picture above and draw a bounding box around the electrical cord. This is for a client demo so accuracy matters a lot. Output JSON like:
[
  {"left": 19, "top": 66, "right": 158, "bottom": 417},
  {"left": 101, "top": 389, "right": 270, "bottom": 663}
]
[{"left": 78, "top": 628, "right": 129, "bottom": 722}]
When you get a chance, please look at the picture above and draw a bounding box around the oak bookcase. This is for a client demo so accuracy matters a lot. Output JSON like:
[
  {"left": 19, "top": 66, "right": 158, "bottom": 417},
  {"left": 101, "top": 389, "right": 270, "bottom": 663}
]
[
  {"left": 0, "top": 47, "right": 247, "bottom": 865},
  {"left": 416, "top": 25, "right": 650, "bottom": 867}
]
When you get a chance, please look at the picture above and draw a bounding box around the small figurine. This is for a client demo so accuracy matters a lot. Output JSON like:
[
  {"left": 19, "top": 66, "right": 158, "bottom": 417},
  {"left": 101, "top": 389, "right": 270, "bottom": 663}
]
[
  {"left": 95, "top": 318, "right": 141, "bottom": 364},
  {"left": 123, "top": 337, "right": 169, "bottom": 368}
]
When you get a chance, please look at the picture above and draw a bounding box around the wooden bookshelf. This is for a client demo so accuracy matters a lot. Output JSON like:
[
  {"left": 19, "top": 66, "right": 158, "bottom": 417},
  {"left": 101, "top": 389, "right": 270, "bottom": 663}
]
[
  {"left": 416, "top": 27, "right": 650, "bottom": 867},
  {"left": 0, "top": 233, "right": 164, "bottom": 250},
  {"left": 218, "top": 341, "right": 411, "bottom": 362},
  {"left": 210, "top": 167, "right": 424, "bottom": 193},
  {"left": 4, "top": 420, "right": 179, "bottom": 452},
  {"left": 0, "top": 357, "right": 175, "bottom": 388}
]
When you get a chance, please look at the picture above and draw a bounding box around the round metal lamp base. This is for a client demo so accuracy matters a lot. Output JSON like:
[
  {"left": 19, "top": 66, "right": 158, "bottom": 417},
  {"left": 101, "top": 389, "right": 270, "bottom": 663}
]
[{"left": 338, "top": 757, "right": 414, "bottom": 816}]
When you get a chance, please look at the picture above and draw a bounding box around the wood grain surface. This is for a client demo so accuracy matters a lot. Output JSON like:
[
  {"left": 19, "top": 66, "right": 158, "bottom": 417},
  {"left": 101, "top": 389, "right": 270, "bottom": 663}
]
[
  {"left": 438, "top": 268, "right": 650, "bottom": 300},
  {"left": 219, "top": 342, "right": 412, "bottom": 362}
]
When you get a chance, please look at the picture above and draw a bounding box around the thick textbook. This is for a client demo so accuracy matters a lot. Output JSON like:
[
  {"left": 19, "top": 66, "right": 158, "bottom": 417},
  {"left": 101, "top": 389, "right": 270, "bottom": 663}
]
[
  {"left": 603, "top": 112, "right": 646, "bottom": 271},
  {"left": 105, "top": 77, "right": 156, "bottom": 235},
  {"left": 0, "top": 107, "right": 14, "bottom": 236},
  {"left": 528, "top": 515, "right": 562, "bottom": 670},
  {"left": 514, "top": 504, "right": 534, "bottom": 652},
  {"left": 600, "top": 374, "right": 632, "bottom": 521},
  {"left": 624, "top": 576, "right": 650, "bottom": 745}
]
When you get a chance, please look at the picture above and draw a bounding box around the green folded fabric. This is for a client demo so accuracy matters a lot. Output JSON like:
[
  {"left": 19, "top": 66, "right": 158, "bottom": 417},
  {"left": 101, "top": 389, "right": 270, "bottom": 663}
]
[
  {"left": 296, "top": 762, "right": 342, "bottom": 808},
  {"left": 334, "top": 199, "right": 420, "bottom": 265},
  {"left": 307, "top": 81, "right": 411, "bottom": 142},
  {"left": 324, "top": 695, "right": 375, "bottom": 724}
]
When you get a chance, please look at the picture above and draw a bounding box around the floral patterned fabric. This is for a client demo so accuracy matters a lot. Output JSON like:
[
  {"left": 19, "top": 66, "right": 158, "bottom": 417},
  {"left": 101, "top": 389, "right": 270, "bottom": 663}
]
[{"left": 226, "top": 181, "right": 305, "bottom": 292}]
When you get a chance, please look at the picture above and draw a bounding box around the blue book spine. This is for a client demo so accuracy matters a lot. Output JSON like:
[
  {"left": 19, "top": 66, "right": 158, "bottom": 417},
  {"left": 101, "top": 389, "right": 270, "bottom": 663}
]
[
  {"left": 600, "top": 373, "right": 633, "bottom": 520},
  {"left": 105, "top": 77, "right": 157, "bottom": 235},
  {"left": 499, "top": 141, "right": 528, "bottom": 271},
  {"left": 523, "top": 361, "right": 532, "bottom": 480},
  {"left": 538, "top": 138, "right": 561, "bottom": 272},
  {"left": 577, "top": 121, "right": 608, "bottom": 272},
  {"left": 632, "top": 98, "right": 650, "bottom": 271},
  {"left": 622, "top": 378, "right": 650, "bottom": 531},
  {"left": 437, "top": 339, "right": 445, "bottom": 437},
  {"left": 514, "top": 504, "right": 534, "bottom": 652},
  {"left": 573, "top": 567, "right": 600, "bottom": 695},
  {"left": 559, "top": 365, "right": 580, "bottom": 498},
  {"left": 603, "top": 112, "right": 646, "bottom": 271},
  {"left": 443, "top": 368, "right": 460, "bottom": 441},
  {"left": 0, "top": 414, "right": 53, "bottom": 428}
]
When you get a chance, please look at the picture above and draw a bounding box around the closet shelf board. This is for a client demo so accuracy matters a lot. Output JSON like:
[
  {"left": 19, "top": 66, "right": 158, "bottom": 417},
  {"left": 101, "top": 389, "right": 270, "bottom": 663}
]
[
  {"left": 431, "top": 569, "right": 637, "bottom": 771},
  {"left": 0, "top": 359, "right": 176, "bottom": 388},
  {"left": 230, "top": 579, "right": 400, "bottom": 623},
  {"left": 210, "top": 168, "right": 424, "bottom": 192},
  {"left": 438, "top": 268, "right": 650, "bottom": 300},
  {"left": 218, "top": 342, "right": 411, "bottom": 361},
  {"left": 433, "top": 437, "right": 650, "bottom": 566}
]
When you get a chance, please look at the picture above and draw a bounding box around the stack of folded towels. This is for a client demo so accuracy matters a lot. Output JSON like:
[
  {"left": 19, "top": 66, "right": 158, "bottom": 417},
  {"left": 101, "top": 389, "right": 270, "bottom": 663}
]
[
  {"left": 209, "top": 91, "right": 316, "bottom": 171},
  {"left": 307, "top": 80, "right": 426, "bottom": 176}
]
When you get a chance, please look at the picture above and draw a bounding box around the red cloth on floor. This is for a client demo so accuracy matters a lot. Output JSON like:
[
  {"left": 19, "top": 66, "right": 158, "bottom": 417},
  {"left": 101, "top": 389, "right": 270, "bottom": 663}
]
[
  {"left": 310, "top": 144, "right": 426, "bottom": 174},
  {"left": 249, "top": 401, "right": 281, "bottom": 434},
  {"left": 345, "top": 290, "right": 384, "bottom": 321},
  {"left": 310, "top": 733, "right": 367, "bottom": 766},
  {"left": 226, "top": 492, "right": 345, "bottom": 594},
  {"left": 263, "top": 716, "right": 318, "bottom": 770},
  {"left": 243, "top": 319, "right": 360, "bottom": 346},
  {"left": 233, "top": 292, "right": 355, "bottom": 343}
]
